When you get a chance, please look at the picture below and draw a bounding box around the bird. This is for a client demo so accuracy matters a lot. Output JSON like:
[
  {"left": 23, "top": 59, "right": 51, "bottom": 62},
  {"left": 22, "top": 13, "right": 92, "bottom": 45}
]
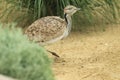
[{"left": 24, "top": 5, "right": 80, "bottom": 57}]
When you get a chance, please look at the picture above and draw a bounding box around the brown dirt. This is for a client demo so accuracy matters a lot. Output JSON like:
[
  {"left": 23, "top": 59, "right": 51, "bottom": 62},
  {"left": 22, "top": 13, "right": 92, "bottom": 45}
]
[{"left": 46, "top": 24, "right": 120, "bottom": 80}]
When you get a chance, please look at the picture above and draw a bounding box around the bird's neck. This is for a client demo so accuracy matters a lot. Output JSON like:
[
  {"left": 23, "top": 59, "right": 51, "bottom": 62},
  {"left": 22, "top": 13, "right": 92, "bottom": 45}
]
[{"left": 64, "top": 13, "right": 72, "bottom": 36}]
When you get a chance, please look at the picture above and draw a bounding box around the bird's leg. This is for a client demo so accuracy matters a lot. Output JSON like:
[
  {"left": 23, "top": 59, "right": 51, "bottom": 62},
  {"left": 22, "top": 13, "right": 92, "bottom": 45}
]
[{"left": 47, "top": 50, "right": 60, "bottom": 57}]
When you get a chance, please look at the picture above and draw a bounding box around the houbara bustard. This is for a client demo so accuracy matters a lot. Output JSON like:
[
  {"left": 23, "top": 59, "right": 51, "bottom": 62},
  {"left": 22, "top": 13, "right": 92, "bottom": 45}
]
[{"left": 25, "top": 5, "right": 80, "bottom": 57}]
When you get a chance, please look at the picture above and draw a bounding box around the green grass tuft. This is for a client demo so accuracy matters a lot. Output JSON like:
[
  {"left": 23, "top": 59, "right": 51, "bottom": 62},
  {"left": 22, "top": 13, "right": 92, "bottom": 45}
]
[
  {"left": 0, "top": 0, "right": 120, "bottom": 28},
  {"left": 0, "top": 23, "right": 54, "bottom": 80}
]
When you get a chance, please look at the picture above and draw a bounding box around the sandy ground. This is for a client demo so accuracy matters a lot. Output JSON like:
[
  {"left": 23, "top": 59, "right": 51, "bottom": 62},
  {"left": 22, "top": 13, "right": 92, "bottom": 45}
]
[
  {"left": 0, "top": 24, "right": 119, "bottom": 80},
  {"left": 46, "top": 24, "right": 120, "bottom": 80}
]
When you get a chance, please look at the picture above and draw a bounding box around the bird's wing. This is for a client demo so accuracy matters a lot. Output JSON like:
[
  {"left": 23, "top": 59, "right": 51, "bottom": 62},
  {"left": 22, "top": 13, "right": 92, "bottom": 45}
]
[{"left": 25, "top": 16, "right": 66, "bottom": 43}]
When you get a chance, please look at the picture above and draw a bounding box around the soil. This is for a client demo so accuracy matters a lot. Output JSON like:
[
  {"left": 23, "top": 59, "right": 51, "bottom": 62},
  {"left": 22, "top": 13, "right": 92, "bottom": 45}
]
[
  {"left": 0, "top": 24, "right": 120, "bottom": 80},
  {"left": 46, "top": 24, "right": 120, "bottom": 80}
]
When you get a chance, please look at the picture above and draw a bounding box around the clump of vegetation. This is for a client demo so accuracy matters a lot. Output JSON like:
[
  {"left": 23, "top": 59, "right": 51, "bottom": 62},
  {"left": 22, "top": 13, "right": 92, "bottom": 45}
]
[
  {"left": 0, "top": 0, "right": 120, "bottom": 28},
  {"left": 0, "top": 23, "right": 54, "bottom": 80}
]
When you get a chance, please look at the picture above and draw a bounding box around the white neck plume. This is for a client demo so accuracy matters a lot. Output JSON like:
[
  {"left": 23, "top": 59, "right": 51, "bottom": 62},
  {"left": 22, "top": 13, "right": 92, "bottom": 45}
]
[{"left": 63, "top": 14, "right": 72, "bottom": 38}]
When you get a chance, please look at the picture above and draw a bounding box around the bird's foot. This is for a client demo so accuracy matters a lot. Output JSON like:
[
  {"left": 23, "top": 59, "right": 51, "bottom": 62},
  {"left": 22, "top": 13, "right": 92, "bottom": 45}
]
[{"left": 47, "top": 50, "right": 60, "bottom": 57}]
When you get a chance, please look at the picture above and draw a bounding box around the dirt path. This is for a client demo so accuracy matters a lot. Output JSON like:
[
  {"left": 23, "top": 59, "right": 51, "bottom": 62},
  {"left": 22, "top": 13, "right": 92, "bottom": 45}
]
[{"left": 46, "top": 24, "right": 120, "bottom": 80}]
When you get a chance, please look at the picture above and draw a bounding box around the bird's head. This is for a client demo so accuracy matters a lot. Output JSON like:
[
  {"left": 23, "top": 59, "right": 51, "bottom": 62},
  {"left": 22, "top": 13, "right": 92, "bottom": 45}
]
[{"left": 64, "top": 5, "right": 80, "bottom": 16}]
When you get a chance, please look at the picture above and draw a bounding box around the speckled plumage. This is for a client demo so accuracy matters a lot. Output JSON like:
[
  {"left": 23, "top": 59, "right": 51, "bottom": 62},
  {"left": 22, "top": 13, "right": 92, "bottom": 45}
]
[
  {"left": 25, "top": 5, "right": 80, "bottom": 46},
  {"left": 25, "top": 16, "right": 67, "bottom": 45},
  {"left": 24, "top": 5, "right": 80, "bottom": 57}
]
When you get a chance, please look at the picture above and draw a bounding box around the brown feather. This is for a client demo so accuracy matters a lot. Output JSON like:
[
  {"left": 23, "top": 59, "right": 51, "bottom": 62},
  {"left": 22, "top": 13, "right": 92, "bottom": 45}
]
[{"left": 25, "top": 16, "right": 67, "bottom": 44}]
